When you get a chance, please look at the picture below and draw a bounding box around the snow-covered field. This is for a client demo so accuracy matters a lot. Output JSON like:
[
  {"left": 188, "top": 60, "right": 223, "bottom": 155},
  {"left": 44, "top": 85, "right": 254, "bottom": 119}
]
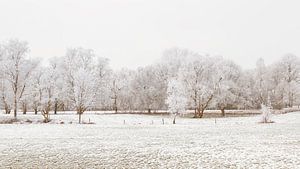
[{"left": 0, "top": 112, "right": 299, "bottom": 168}]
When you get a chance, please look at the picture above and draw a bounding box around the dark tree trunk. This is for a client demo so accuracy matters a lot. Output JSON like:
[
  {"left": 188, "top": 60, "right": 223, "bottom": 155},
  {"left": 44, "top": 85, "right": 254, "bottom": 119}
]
[
  {"left": 5, "top": 109, "right": 11, "bottom": 114},
  {"left": 194, "top": 94, "right": 213, "bottom": 118},
  {"left": 22, "top": 103, "right": 27, "bottom": 114},
  {"left": 42, "top": 110, "right": 50, "bottom": 123},
  {"left": 193, "top": 108, "right": 204, "bottom": 118},
  {"left": 193, "top": 108, "right": 197, "bottom": 118},
  {"left": 113, "top": 97, "right": 117, "bottom": 113},
  {"left": 54, "top": 99, "right": 58, "bottom": 114},
  {"left": 34, "top": 108, "right": 38, "bottom": 115},
  {"left": 173, "top": 113, "right": 177, "bottom": 124},
  {"left": 198, "top": 109, "right": 204, "bottom": 118},
  {"left": 221, "top": 108, "right": 225, "bottom": 117},
  {"left": 14, "top": 99, "right": 17, "bottom": 119},
  {"left": 62, "top": 103, "right": 65, "bottom": 111},
  {"left": 4, "top": 104, "right": 10, "bottom": 114}
]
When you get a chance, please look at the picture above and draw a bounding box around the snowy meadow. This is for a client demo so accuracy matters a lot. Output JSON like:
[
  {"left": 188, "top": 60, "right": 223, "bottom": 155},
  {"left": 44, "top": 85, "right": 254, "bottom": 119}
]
[
  {"left": 1, "top": 0, "right": 300, "bottom": 168},
  {"left": 0, "top": 112, "right": 299, "bottom": 168}
]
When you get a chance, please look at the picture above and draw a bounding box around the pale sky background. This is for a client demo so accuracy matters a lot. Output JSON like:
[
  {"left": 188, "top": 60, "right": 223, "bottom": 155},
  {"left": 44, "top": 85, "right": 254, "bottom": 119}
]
[{"left": 0, "top": 0, "right": 299, "bottom": 69}]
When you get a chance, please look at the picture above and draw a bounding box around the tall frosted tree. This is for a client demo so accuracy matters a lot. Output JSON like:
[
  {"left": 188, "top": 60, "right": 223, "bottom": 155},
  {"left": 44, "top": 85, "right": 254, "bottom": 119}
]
[
  {"left": 253, "top": 58, "right": 269, "bottom": 107},
  {"left": 166, "top": 79, "right": 187, "bottom": 124},
  {"left": 131, "top": 65, "right": 167, "bottom": 112},
  {"left": 62, "top": 47, "right": 97, "bottom": 123},
  {"left": 213, "top": 57, "right": 241, "bottom": 116},
  {"left": 72, "top": 68, "right": 96, "bottom": 123},
  {"left": 28, "top": 68, "right": 44, "bottom": 114},
  {"left": 110, "top": 69, "right": 135, "bottom": 112},
  {"left": 268, "top": 54, "right": 300, "bottom": 108},
  {"left": 178, "top": 55, "right": 218, "bottom": 118},
  {"left": 95, "top": 57, "right": 112, "bottom": 110},
  {"left": 0, "top": 39, "right": 38, "bottom": 118},
  {"left": 277, "top": 54, "right": 300, "bottom": 107}
]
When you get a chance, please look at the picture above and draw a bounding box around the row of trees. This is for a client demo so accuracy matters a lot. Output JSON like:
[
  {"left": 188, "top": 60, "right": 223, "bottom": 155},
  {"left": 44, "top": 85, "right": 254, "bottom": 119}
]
[{"left": 0, "top": 39, "right": 300, "bottom": 122}]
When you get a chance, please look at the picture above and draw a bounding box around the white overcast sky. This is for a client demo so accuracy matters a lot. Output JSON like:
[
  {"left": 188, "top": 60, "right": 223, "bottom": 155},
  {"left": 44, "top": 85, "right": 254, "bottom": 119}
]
[{"left": 0, "top": 0, "right": 299, "bottom": 69}]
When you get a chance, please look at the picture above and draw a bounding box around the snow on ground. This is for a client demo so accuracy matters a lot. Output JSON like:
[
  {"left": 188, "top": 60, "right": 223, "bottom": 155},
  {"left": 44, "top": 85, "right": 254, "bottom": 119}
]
[{"left": 0, "top": 112, "right": 299, "bottom": 168}]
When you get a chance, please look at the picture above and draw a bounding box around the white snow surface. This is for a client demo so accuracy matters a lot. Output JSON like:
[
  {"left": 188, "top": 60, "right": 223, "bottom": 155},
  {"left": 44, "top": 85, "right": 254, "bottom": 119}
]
[{"left": 0, "top": 112, "right": 299, "bottom": 168}]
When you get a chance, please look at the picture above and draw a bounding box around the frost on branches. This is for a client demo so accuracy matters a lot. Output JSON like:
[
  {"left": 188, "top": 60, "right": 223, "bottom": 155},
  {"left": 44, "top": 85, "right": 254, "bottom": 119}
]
[
  {"left": 0, "top": 39, "right": 38, "bottom": 119},
  {"left": 62, "top": 47, "right": 97, "bottom": 123},
  {"left": 166, "top": 79, "right": 187, "bottom": 124}
]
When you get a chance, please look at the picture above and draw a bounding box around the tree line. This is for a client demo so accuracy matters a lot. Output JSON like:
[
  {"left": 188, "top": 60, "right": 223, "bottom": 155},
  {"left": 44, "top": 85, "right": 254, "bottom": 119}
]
[{"left": 0, "top": 39, "right": 299, "bottom": 122}]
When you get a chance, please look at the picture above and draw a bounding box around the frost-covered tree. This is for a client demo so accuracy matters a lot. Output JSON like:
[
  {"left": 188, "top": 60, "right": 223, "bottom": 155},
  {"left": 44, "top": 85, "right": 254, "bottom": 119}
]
[
  {"left": 0, "top": 45, "right": 13, "bottom": 114},
  {"left": 267, "top": 54, "right": 300, "bottom": 108},
  {"left": 131, "top": 65, "right": 167, "bottom": 112},
  {"left": 72, "top": 68, "right": 96, "bottom": 123},
  {"left": 254, "top": 58, "right": 269, "bottom": 106},
  {"left": 39, "top": 69, "right": 52, "bottom": 122},
  {"left": 178, "top": 55, "right": 218, "bottom": 118},
  {"left": 276, "top": 54, "right": 300, "bottom": 107},
  {"left": 166, "top": 79, "right": 187, "bottom": 124},
  {"left": 110, "top": 69, "right": 135, "bottom": 112},
  {"left": 235, "top": 70, "right": 256, "bottom": 109},
  {"left": 27, "top": 57, "right": 62, "bottom": 119},
  {"left": 38, "top": 62, "right": 62, "bottom": 122},
  {"left": 0, "top": 79, "right": 13, "bottom": 114},
  {"left": 0, "top": 39, "right": 38, "bottom": 118},
  {"left": 48, "top": 57, "right": 64, "bottom": 114},
  {"left": 260, "top": 104, "right": 273, "bottom": 123},
  {"left": 61, "top": 47, "right": 97, "bottom": 123},
  {"left": 94, "top": 57, "right": 112, "bottom": 110},
  {"left": 28, "top": 69, "right": 44, "bottom": 114},
  {"left": 213, "top": 57, "right": 241, "bottom": 116}
]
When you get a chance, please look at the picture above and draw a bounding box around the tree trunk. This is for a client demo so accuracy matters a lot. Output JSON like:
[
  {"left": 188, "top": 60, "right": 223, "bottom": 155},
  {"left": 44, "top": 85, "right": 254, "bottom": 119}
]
[
  {"left": 54, "top": 99, "right": 58, "bottom": 114},
  {"left": 194, "top": 95, "right": 213, "bottom": 118},
  {"left": 14, "top": 98, "right": 17, "bottom": 119},
  {"left": 173, "top": 113, "right": 177, "bottom": 124},
  {"left": 4, "top": 103, "right": 10, "bottom": 114},
  {"left": 22, "top": 103, "right": 27, "bottom": 114},
  {"left": 221, "top": 108, "right": 225, "bottom": 117},
  {"left": 198, "top": 109, "right": 204, "bottom": 118},
  {"left": 78, "top": 112, "right": 82, "bottom": 124},
  {"left": 5, "top": 108, "right": 11, "bottom": 114},
  {"left": 42, "top": 110, "right": 50, "bottom": 123},
  {"left": 193, "top": 108, "right": 198, "bottom": 118},
  {"left": 34, "top": 108, "right": 38, "bottom": 115},
  {"left": 113, "top": 97, "right": 118, "bottom": 113},
  {"left": 193, "top": 108, "right": 204, "bottom": 118}
]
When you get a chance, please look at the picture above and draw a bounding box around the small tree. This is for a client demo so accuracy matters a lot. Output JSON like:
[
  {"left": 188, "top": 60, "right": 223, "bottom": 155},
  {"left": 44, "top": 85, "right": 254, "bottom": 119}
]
[
  {"left": 166, "top": 79, "right": 187, "bottom": 124},
  {"left": 72, "top": 68, "right": 96, "bottom": 123},
  {"left": 260, "top": 104, "right": 273, "bottom": 123}
]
